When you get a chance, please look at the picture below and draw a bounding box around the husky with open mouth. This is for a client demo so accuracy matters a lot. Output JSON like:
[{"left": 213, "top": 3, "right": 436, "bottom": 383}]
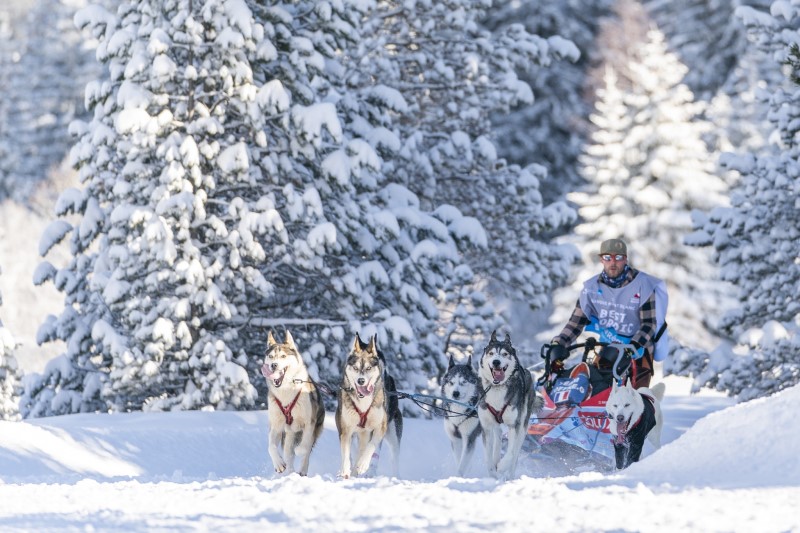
[
  {"left": 606, "top": 379, "right": 666, "bottom": 469},
  {"left": 477, "top": 330, "right": 541, "bottom": 479},
  {"left": 335, "top": 333, "right": 403, "bottom": 478},
  {"left": 261, "top": 330, "right": 325, "bottom": 476}
]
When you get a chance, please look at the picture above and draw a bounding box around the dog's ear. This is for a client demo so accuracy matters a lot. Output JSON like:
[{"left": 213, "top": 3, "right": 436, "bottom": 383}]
[
  {"left": 467, "top": 353, "right": 473, "bottom": 367},
  {"left": 352, "top": 334, "right": 362, "bottom": 353},
  {"left": 490, "top": 330, "right": 498, "bottom": 343},
  {"left": 267, "top": 330, "right": 277, "bottom": 347},
  {"left": 504, "top": 333, "right": 512, "bottom": 344},
  {"left": 448, "top": 354, "right": 455, "bottom": 369},
  {"left": 367, "top": 334, "right": 379, "bottom": 355},
  {"left": 285, "top": 330, "right": 296, "bottom": 349}
]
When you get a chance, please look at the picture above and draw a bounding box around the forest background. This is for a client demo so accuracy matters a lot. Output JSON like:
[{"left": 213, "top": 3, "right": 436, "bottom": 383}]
[{"left": 1, "top": 0, "right": 798, "bottom": 420}]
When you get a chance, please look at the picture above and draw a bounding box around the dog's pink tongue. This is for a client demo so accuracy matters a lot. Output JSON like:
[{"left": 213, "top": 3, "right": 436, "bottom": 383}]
[
  {"left": 492, "top": 368, "right": 505, "bottom": 382},
  {"left": 614, "top": 421, "right": 629, "bottom": 445},
  {"left": 356, "top": 384, "right": 374, "bottom": 397},
  {"left": 260, "top": 364, "right": 273, "bottom": 378}
]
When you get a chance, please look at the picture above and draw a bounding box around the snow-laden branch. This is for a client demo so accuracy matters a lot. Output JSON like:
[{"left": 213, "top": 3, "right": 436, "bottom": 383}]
[{"left": 242, "top": 317, "right": 348, "bottom": 327}]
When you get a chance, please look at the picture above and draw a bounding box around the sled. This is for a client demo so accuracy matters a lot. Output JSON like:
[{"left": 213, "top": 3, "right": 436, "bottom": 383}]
[{"left": 522, "top": 338, "right": 635, "bottom": 474}]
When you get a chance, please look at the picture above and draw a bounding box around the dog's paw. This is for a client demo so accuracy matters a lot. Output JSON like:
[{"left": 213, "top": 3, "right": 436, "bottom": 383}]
[
  {"left": 337, "top": 470, "right": 350, "bottom": 479},
  {"left": 273, "top": 460, "right": 288, "bottom": 474},
  {"left": 355, "top": 459, "right": 372, "bottom": 476}
]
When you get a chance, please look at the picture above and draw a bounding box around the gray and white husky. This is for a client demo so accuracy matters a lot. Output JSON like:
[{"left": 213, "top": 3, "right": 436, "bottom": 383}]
[
  {"left": 335, "top": 333, "right": 403, "bottom": 478},
  {"left": 261, "top": 330, "right": 325, "bottom": 476},
  {"left": 477, "top": 331, "right": 541, "bottom": 479},
  {"left": 441, "top": 354, "right": 482, "bottom": 476},
  {"left": 606, "top": 379, "right": 666, "bottom": 469}
]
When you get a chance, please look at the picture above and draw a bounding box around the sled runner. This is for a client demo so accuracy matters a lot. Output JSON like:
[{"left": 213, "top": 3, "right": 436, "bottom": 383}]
[{"left": 523, "top": 338, "right": 636, "bottom": 473}]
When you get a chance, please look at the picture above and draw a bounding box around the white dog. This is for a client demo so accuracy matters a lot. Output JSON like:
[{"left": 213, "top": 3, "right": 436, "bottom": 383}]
[{"left": 606, "top": 380, "right": 666, "bottom": 469}]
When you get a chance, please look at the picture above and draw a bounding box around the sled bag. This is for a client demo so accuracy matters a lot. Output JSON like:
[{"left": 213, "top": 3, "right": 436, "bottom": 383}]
[{"left": 551, "top": 374, "right": 591, "bottom": 406}]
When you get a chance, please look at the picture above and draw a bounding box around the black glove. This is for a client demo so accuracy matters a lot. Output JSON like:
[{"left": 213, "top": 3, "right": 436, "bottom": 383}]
[
  {"left": 548, "top": 343, "right": 567, "bottom": 361},
  {"left": 616, "top": 350, "right": 632, "bottom": 375},
  {"left": 598, "top": 345, "right": 618, "bottom": 364},
  {"left": 625, "top": 341, "right": 645, "bottom": 359}
]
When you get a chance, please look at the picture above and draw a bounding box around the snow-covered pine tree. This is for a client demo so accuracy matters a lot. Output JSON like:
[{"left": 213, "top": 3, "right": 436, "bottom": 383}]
[
  {"left": 559, "top": 27, "right": 733, "bottom": 351},
  {"left": 340, "top": 0, "right": 579, "bottom": 365},
  {"left": 678, "top": 3, "right": 800, "bottom": 399},
  {"left": 0, "top": 265, "right": 23, "bottom": 421},
  {"left": 482, "top": 0, "right": 614, "bottom": 201},
  {"left": 26, "top": 0, "right": 340, "bottom": 414}
]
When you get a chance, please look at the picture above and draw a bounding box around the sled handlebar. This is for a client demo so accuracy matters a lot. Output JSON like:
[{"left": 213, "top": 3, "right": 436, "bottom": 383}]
[
  {"left": 539, "top": 340, "right": 635, "bottom": 382},
  {"left": 539, "top": 338, "right": 609, "bottom": 359}
]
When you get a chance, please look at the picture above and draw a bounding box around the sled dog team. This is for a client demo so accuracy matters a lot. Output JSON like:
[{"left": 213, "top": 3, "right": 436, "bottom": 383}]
[
  {"left": 261, "top": 329, "right": 664, "bottom": 479},
  {"left": 261, "top": 330, "right": 402, "bottom": 479}
]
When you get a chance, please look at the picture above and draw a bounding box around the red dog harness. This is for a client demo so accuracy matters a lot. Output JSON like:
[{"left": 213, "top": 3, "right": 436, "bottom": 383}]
[
  {"left": 352, "top": 403, "right": 372, "bottom": 428},
  {"left": 273, "top": 391, "right": 301, "bottom": 425},
  {"left": 484, "top": 401, "right": 510, "bottom": 424}
]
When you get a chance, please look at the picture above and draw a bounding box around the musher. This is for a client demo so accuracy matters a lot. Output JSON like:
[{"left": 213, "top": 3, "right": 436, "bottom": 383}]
[{"left": 548, "top": 238, "right": 665, "bottom": 389}]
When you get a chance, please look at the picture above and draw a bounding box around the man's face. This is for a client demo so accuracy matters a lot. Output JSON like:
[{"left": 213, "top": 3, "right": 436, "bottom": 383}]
[{"left": 600, "top": 253, "right": 627, "bottom": 277}]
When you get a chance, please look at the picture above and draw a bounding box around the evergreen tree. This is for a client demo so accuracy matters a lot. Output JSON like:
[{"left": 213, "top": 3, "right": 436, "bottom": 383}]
[
  {"left": 556, "top": 28, "right": 733, "bottom": 351},
  {"left": 678, "top": 4, "right": 800, "bottom": 399},
  {"left": 0, "top": 265, "right": 23, "bottom": 421},
  {"left": 26, "top": 0, "right": 342, "bottom": 414}
]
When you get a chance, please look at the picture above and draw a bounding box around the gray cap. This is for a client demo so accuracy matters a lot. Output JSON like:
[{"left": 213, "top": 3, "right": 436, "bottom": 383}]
[{"left": 599, "top": 238, "right": 627, "bottom": 256}]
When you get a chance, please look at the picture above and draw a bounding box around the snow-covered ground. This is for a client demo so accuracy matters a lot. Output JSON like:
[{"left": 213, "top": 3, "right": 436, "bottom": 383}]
[{"left": 1, "top": 374, "right": 798, "bottom": 532}]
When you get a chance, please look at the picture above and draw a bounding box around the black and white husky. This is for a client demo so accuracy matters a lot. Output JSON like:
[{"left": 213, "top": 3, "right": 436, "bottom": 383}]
[
  {"left": 606, "top": 380, "right": 666, "bottom": 469},
  {"left": 477, "top": 331, "right": 541, "bottom": 479},
  {"left": 261, "top": 330, "right": 325, "bottom": 476},
  {"left": 441, "top": 354, "right": 482, "bottom": 476},
  {"left": 335, "top": 333, "right": 403, "bottom": 478}
]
